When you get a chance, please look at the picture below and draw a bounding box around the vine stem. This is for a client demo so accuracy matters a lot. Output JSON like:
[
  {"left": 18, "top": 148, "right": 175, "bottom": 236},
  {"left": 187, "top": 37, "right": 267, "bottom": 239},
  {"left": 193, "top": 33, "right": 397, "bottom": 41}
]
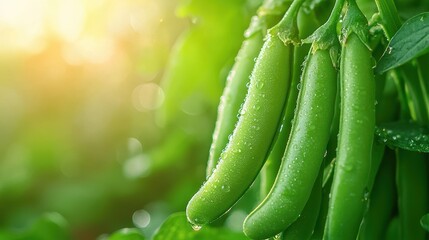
[{"left": 374, "top": 0, "right": 401, "bottom": 39}]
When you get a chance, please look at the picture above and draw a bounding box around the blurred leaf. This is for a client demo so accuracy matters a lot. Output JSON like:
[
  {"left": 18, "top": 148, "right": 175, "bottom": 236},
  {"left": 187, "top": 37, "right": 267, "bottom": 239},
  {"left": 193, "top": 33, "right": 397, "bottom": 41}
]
[
  {"left": 108, "top": 228, "right": 145, "bottom": 240},
  {"left": 176, "top": 0, "right": 250, "bottom": 18},
  {"left": 6, "top": 212, "right": 71, "bottom": 240},
  {"left": 421, "top": 213, "right": 429, "bottom": 232},
  {"left": 159, "top": 1, "right": 255, "bottom": 126},
  {"left": 0, "top": 230, "right": 19, "bottom": 240},
  {"left": 152, "top": 212, "right": 248, "bottom": 240},
  {"left": 375, "top": 121, "right": 429, "bottom": 152},
  {"left": 376, "top": 12, "right": 429, "bottom": 74},
  {"left": 25, "top": 212, "right": 70, "bottom": 240}
]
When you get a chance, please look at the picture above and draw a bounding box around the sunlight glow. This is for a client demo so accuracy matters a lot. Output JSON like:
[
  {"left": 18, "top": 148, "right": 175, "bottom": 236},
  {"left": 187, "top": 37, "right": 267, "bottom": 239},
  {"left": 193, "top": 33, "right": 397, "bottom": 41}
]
[
  {"left": 54, "top": 0, "right": 86, "bottom": 42},
  {"left": 0, "top": 0, "right": 46, "bottom": 53}
]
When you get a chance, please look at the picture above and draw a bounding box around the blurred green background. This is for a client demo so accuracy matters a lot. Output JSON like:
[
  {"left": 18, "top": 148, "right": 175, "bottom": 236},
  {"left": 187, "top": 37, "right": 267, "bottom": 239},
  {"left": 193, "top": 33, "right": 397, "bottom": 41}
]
[{"left": 0, "top": 0, "right": 260, "bottom": 239}]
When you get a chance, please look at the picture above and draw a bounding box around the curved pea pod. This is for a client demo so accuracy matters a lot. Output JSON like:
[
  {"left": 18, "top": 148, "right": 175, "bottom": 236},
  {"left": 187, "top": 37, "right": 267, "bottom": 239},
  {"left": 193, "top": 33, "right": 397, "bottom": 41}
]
[
  {"left": 281, "top": 168, "right": 322, "bottom": 240},
  {"left": 206, "top": 0, "right": 292, "bottom": 177},
  {"left": 206, "top": 29, "right": 264, "bottom": 177},
  {"left": 385, "top": 217, "right": 400, "bottom": 240},
  {"left": 358, "top": 150, "right": 396, "bottom": 240},
  {"left": 310, "top": 169, "right": 333, "bottom": 240},
  {"left": 186, "top": 34, "right": 292, "bottom": 227},
  {"left": 259, "top": 8, "right": 319, "bottom": 199},
  {"left": 324, "top": 32, "right": 376, "bottom": 240},
  {"left": 243, "top": 46, "right": 337, "bottom": 240}
]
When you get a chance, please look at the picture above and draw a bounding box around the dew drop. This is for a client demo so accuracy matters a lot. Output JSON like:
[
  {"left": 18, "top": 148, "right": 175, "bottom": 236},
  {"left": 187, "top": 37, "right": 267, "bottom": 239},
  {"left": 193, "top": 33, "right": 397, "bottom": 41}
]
[
  {"left": 255, "top": 81, "right": 265, "bottom": 89},
  {"left": 192, "top": 224, "right": 202, "bottom": 231},
  {"left": 274, "top": 233, "right": 282, "bottom": 239},
  {"left": 228, "top": 134, "right": 233, "bottom": 141},
  {"left": 221, "top": 185, "right": 231, "bottom": 192}
]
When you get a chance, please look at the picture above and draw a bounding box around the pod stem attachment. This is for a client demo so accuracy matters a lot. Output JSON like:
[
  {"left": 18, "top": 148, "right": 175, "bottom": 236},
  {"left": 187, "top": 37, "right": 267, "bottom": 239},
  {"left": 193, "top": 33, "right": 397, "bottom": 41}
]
[
  {"left": 269, "top": 0, "right": 307, "bottom": 44},
  {"left": 341, "top": 0, "right": 370, "bottom": 46},
  {"left": 303, "top": 0, "right": 345, "bottom": 68}
]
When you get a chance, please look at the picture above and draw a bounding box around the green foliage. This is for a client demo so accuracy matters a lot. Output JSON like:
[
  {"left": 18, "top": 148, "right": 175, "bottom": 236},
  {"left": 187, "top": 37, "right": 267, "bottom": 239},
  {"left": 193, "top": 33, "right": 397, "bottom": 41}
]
[
  {"left": 108, "top": 228, "right": 146, "bottom": 240},
  {"left": 375, "top": 121, "right": 429, "bottom": 152},
  {"left": 2, "top": 0, "right": 429, "bottom": 239},
  {"left": 376, "top": 12, "right": 429, "bottom": 74}
]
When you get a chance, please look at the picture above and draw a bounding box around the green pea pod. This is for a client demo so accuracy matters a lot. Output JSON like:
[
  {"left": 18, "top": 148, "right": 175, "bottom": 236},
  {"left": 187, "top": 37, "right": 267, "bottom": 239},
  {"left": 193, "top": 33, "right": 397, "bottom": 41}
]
[
  {"left": 311, "top": 70, "right": 340, "bottom": 240},
  {"left": 358, "top": 73, "right": 400, "bottom": 239},
  {"left": 385, "top": 217, "right": 400, "bottom": 240},
  {"left": 206, "top": 29, "right": 264, "bottom": 176},
  {"left": 358, "top": 150, "right": 396, "bottom": 240},
  {"left": 206, "top": 0, "right": 297, "bottom": 177},
  {"left": 324, "top": 30, "right": 376, "bottom": 240},
  {"left": 281, "top": 168, "right": 322, "bottom": 240},
  {"left": 396, "top": 149, "right": 428, "bottom": 240},
  {"left": 310, "top": 170, "right": 332, "bottom": 240},
  {"left": 186, "top": 33, "right": 292, "bottom": 227},
  {"left": 243, "top": 46, "right": 337, "bottom": 239},
  {"left": 260, "top": 9, "right": 319, "bottom": 199}
]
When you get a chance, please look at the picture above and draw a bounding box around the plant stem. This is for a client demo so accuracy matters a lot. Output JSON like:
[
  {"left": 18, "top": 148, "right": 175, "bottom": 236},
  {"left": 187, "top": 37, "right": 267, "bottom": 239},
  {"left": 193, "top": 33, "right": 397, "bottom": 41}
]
[{"left": 374, "top": 0, "right": 401, "bottom": 39}]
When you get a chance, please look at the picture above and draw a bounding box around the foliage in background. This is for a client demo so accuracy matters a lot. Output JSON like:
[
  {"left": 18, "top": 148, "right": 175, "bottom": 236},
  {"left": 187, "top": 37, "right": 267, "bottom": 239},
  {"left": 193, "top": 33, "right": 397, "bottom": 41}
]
[{"left": 1, "top": 0, "right": 429, "bottom": 239}]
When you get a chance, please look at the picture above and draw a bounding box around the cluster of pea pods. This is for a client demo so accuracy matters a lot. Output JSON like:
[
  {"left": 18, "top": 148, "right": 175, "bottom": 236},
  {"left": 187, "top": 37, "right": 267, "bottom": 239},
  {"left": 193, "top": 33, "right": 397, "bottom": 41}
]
[{"left": 185, "top": 0, "right": 429, "bottom": 239}]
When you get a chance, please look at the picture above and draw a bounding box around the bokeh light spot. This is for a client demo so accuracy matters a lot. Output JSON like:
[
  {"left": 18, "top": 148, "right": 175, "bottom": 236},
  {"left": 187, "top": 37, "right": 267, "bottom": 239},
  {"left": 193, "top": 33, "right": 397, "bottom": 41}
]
[
  {"left": 123, "top": 154, "right": 151, "bottom": 179},
  {"left": 132, "top": 83, "right": 165, "bottom": 112},
  {"left": 132, "top": 209, "right": 151, "bottom": 228}
]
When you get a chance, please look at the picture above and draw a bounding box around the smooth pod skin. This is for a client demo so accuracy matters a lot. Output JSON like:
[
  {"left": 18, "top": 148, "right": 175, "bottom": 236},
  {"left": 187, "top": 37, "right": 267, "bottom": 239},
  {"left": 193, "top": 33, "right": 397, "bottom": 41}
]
[
  {"left": 260, "top": 9, "right": 319, "bottom": 199},
  {"left": 281, "top": 169, "right": 322, "bottom": 240},
  {"left": 243, "top": 47, "right": 337, "bottom": 239},
  {"left": 310, "top": 170, "right": 332, "bottom": 240},
  {"left": 385, "top": 217, "right": 400, "bottom": 240},
  {"left": 358, "top": 150, "right": 396, "bottom": 240},
  {"left": 259, "top": 35, "right": 305, "bottom": 199},
  {"left": 324, "top": 33, "right": 376, "bottom": 240},
  {"left": 186, "top": 34, "right": 292, "bottom": 227},
  {"left": 206, "top": 30, "right": 264, "bottom": 176}
]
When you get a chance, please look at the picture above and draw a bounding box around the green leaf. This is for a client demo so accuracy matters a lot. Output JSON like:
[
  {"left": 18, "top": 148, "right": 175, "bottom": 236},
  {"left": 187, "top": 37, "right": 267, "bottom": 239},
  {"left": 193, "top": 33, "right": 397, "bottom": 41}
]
[
  {"left": 421, "top": 213, "right": 429, "bottom": 232},
  {"left": 152, "top": 212, "right": 248, "bottom": 240},
  {"left": 108, "top": 228, "right": 145, "bottom": 240},
  {"left": 25, "top": 212, "right": 70, "bottom": 240},
  {"left": 376, "top": 12, "right": 429, "bottom": 74},
  {"left": 375, "top": 121, "right": 429, "bottom": 152}
]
